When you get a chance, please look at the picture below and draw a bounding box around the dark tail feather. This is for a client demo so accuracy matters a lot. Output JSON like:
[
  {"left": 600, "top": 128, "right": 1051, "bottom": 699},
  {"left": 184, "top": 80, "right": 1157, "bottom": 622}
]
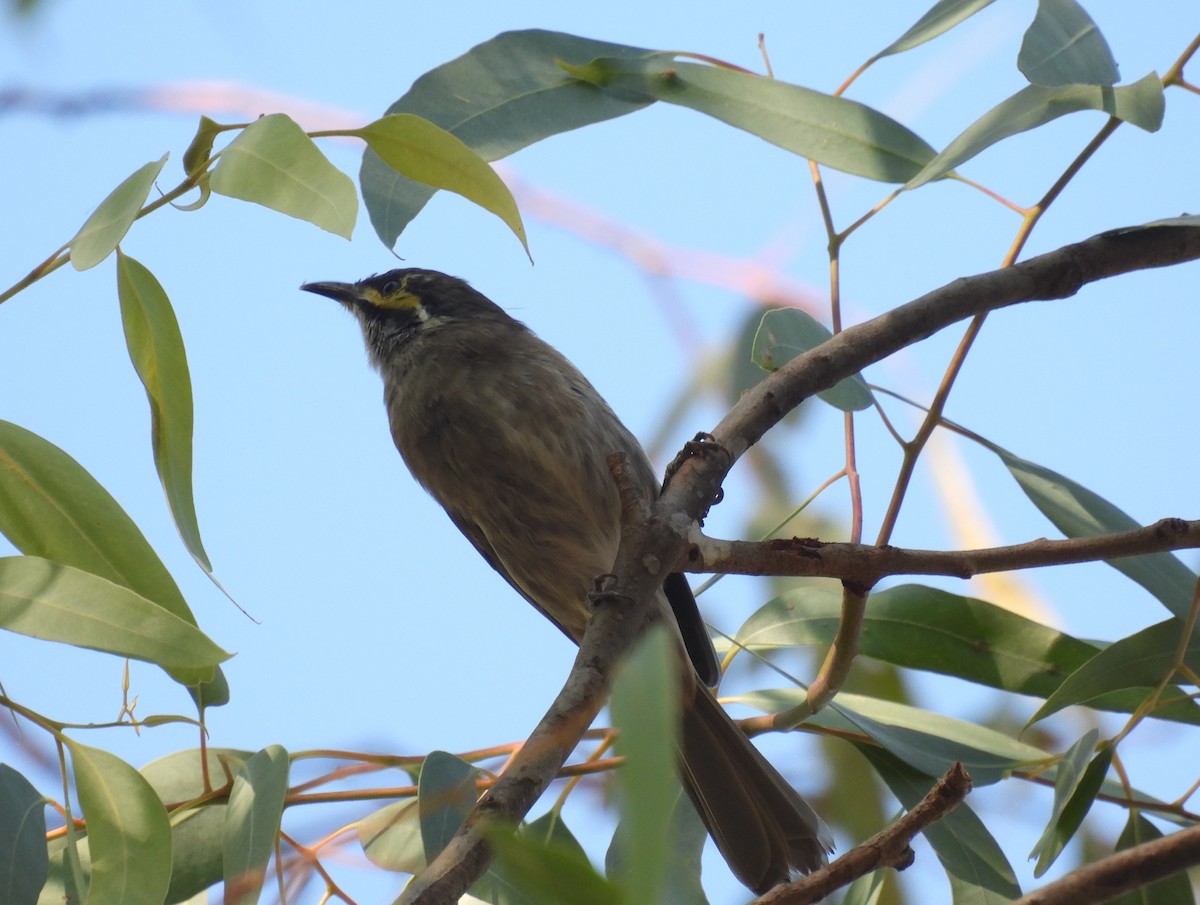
[{"left": 677, "top": 678, "right": 832, "bottom": 894}]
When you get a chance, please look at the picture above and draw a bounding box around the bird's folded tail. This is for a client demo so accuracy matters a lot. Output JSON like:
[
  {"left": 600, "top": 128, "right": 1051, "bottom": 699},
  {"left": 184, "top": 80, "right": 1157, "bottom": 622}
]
[{"left": 677, "top": 679, "right": 833, "bottom": 894}]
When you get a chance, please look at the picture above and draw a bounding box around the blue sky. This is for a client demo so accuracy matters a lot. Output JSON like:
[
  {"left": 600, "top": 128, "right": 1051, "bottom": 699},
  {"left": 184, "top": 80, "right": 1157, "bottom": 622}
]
[{"left": 2, "top": 2, "right": 1198, "bottom": 903}]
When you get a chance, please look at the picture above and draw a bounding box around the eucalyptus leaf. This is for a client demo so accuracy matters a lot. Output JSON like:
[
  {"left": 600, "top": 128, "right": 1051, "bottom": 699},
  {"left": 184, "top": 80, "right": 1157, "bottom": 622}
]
[
  {"left": 751, "top": 308, "right": 874, "bottom": 411},
  {"left": 117, "top": 251, "right": 213, "bottom": 575},
  {"left": 69, "top": 155, "right": 167, "bottom": 270},
  {"left": 142, "top": 748, "right": 253, "bottom": 904},
  {"left": 418, "top": 751, "right": 477, "bottom": 860},
  {"left": 907, "top": 72, "right": 1164, "bottom": 188},
  {"left": 358, "top": 799, "right": 424, "bottom": 873},
  {"left": 1031, "top": 734, "right": 1111, "bottom": 876},
  {"left": 354, "top": 114, "right": 528, "bottom": 255},
  {"left": 211, "top": 113, "right": 356, "bottom": 238},
  {"left": 223, "top": 746, "right": 290, "bottom": 905},
  {"left": 562, "top": 57, "right": 937, "bottom": 183},
  {"left": 0, "top": 555, "right": 230, "bottom": 680},
  {"left": 0, "top": 419, "right": 227, "bottom": 704},
  {"left": 872, "top": 0, "right": 999, "bottom": 59},
  {"left": 1110, "top": 814, "right": 1195, "bottom": 905},
  {"left": 999, "top": 449, "right": 1197, "bottom": 620},
  {"left": 363, "top": 30, "right": 656, "bottom": 246},
  {"left": 1018, "top": 0, "right": 1119, "bottom": 87},
  {"left": 736, "top": 584, "right": 1200, "bottom": 723},
  {"left": 609, "top": 626, "right": 680, "bottom": 904},
  {"left": 486, "top": 821, "right": 621, "bottom": 905},
  {"left": 1031, "top": 618, "right": 1200, "bottom": 723},
  {"left": 735, "top": 687, "right": 1049, "bottom": 786},
  {"left": 859, "top": 747, "right": 1022, "bottom": 903},
  {"left": 0, "top": 764, "right": 47, "bottom": 905},
  {"left": 68, "top": 741, "right": 173, "bottom": 905}
]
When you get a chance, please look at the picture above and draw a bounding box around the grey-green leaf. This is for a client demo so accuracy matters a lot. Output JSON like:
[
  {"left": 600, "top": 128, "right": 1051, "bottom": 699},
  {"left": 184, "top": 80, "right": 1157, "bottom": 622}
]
[
  {"left": 69, "top": 154, "right": 167, "bottom": 270},
  {"left": 736, "top": 584, "right": 1200, "bottom": 723},
  {"left": 907, "top": 72, "right": 1164, "bottom": 188},
  {"left": 486, "top": 820, "right": 621, "bottom": 905},
  {"left": 1018, "top": 0, "right": 1119, "bottom": 87},
  {"left": 1031, "top": 734, "right": 1111, "bottom": 876},
  {"left": 0, "top": 764, "right": 47, "bottom": 905},
  {"left": 362, "top": 30, "right": 656, "bottom": 247},
  {"left": 358, "top": 799, "right": 424, "bottom": 873},
  {"left": 737, "top": 687, "right": 1050, "bottom": 787},
  {"left": 999, "top": 449, "right": 1197, "bottom": 620},
  {"left": 563, "top": 57, "right": 937, "bottom": 183},
  {"left": 141, "top": 748, "right": 253, "bottom": 904},
  {"left": 69, "top": 741, "right": 173, "bottom": 905},
  {"left": 223, "top": 746, "right": 290, "bottom": 905},
  {"left": 608, "top": 626, "right": 680, "bottom": 904},
  {"left": 117, "top": 251, "right": 213, "bottom": 575},
  {"left": 354, "top": 114, "right": 528, "bottom": 255},
  {"left": 860, "top": 747, "right": 1021, "bottom": 903},
  {"left": 211, "top": 113, "right": 356, "bottom": 238},
  {"left": 0, "top": 555, "right": 230, "bottom": 678},
  {"left": 1031, "top": 618, "right": 1200, "bottom": 723},
  {"left": 1110, "top": 814, "right": 1195, "bottom": 905},
  {"left": 418, "top": 751, "right": 477, "bottom": 860},
  {"left": 751, "top": 308, "right": 874, "bottom": 411},
  {"left": 0, "top": 419, "right": 228, "bottom": 704},
  {"left": 873, "top": 0, "right": 999, "bottom": 59}
]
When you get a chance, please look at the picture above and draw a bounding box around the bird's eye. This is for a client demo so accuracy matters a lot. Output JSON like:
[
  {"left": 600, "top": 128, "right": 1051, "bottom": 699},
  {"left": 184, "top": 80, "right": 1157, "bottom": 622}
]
[{"left": 381, "top": 280, "right": 400, "bottom": 295}]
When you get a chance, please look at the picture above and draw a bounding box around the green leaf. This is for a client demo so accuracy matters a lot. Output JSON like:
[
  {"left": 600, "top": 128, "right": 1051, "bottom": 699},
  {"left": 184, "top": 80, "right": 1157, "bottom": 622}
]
[
  {"left": 223, "top": 746, "right": 290, "bottom": 905},
  {"left": 69, "top": 155, "right": 167, "bottom": 270},
  {"left": 0, "top": 555, "right": 230, "bottom": 677},
  {"left": 476, "top": 811, "right": 599, "bottom": 905},
  {"left": 907, "top": 72, "right": 1164, "bottom": 188},
  {"left": 607, "top": 791, "right": 709, "bottom": 905},
  {"left": 751, "top": 308, "right": 874, "bottom": 411},
  {"left": 353, "top": 114, "right": 528, "bottom": 255},
  {"left": 1031, "top": 618, "right": 1200, "bottom": 723},
  {"left": 860, "top": 746, "right": 1021, "bottom": 903},
  {"left": 1110, "top": 813, "right": 1196, "bottom": 905},
  {"left": 562, "top": 57, "right": 937, "bottom": 183},
  {"left": 736, "top": 584, "right": 1200, "bottom": 723},
  {"left": 1030, "top": 732, "right": 1110, "bottom": 876},
  {"left": 1018, "top": 0, "right": 1119, "bottom": 87},
  {"left": 418, "top": 751, "right": 477, "bottom": 859},
  {"left": 183, "top": 115, "right": 223, "bottom": 176},
  {"left": 999, "top": 450, "right": 1197, "bottom": 620},
  {"left": 872, "top": 0, "right": 999, "bottom": 59},
  {"left": 487, "top": 821, "right": 621, "bottom": 905},
  {"left": 737, "top": 687, "right": 1049, "bottom": 786},
  {"left": 0, "top": 419, "right": 228, "bottom": 704},
  {"left": 0, "top": 764, "right": 47, "bottom": 905},
  {"left": 362, "top": 30, "right": 656, "bottom": 247},
  {"left": 141, "top": 748, "right": 253, "bottom": 904},
  {"left": 68, "top": 741, "right": 173, "bottom": 905},
  {"left": 211, "top": 113, "right": 356, "bottom": 238},
  {"left": 357, "top": 799, "right": 424, "bottom": 873},
  {"left": 608, "top": 625, "right": 681, "bottom": 904},
  {"left": 117, "top": 251, "right": 212, "bottom": 574}
]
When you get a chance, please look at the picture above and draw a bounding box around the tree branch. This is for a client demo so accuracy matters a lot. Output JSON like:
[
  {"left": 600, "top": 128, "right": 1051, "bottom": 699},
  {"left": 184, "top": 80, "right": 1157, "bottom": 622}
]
[
  {"left": 753, "top": 763, "right": 973, "bottom": 905},
  {"left": 687, "top": 517, "right": 1200, "bottom": 585},
  {"left": 1010, "top": 821, "right": 1200, "bottom": 905}
]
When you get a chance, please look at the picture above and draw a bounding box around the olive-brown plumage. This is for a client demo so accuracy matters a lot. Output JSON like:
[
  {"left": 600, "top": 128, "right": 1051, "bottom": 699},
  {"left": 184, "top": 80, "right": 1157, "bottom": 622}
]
[{"left": 302, "top": 268, "right": 832, "bottom": 893}]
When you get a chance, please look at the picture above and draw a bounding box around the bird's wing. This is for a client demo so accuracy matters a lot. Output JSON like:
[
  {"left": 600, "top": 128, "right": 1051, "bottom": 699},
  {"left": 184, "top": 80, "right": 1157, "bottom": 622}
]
[{"left": 442, "top": 506, "right": 580, "bottom": 643}]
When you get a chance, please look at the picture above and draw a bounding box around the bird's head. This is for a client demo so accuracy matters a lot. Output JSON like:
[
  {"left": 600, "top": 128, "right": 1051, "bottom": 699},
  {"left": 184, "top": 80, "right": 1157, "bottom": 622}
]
[{"left": 301, "top": 268, "right": 512, "bottom": 366}]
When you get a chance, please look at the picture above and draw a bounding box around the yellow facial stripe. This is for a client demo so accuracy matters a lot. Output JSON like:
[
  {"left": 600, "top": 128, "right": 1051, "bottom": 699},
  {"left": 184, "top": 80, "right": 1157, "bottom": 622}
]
[{"left": 365, "top": 285, "right": 423, "bottom": 313}]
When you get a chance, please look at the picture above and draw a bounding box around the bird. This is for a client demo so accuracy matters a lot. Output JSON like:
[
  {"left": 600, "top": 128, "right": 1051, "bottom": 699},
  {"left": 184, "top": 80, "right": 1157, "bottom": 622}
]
[{"left": 301, "top": 268, "right": 833, "bottom": 893}]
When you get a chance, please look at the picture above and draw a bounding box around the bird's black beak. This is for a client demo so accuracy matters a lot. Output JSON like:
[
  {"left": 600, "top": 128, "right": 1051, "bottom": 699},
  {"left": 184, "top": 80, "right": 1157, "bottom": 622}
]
[{"left": 300, "top": 281, "right": 361, "bottom": 307}]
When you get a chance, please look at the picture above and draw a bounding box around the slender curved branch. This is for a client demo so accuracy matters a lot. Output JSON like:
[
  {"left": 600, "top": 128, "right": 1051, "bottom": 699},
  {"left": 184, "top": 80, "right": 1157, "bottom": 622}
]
[
  {"left": 754, "top": 763, "right": 973, "bottom": 905},
  {"left": 1009, "top": 821, "right": 1200, "bottom": 905},
  {"left": 687, "top": 517, "right": 1200, "bottom": 585}
]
